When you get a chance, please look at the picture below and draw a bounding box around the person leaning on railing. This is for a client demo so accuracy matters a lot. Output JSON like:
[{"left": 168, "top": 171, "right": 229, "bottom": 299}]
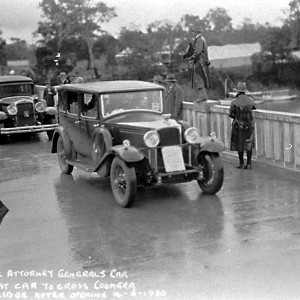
[{"left": 229, "top": 82, "right": 256, "bottom": 170}]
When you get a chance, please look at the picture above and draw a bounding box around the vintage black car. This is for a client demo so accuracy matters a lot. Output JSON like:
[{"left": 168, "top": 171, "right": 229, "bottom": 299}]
[
  {"left": 0, "top": 75, "right": 57, "bottom": 142},
  {"left": 51, "top": 80, "right": 225, "bottom": 207}
]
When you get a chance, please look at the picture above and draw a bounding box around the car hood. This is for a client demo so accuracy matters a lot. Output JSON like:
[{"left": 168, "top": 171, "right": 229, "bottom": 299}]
[
  {"left": 105, "top": 111, "right": 181, "bottom": 130},
  {"left": 0, "top": 96, "right": 33, "bottom": 105},
  {"left": 117, "top": 118, "right": 181, "bottom": 130}
]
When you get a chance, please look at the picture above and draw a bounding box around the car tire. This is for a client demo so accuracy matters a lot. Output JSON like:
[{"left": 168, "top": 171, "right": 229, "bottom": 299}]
[
  {"left": 57, "top": 135, "right": 73, "bottom": 174},
  {"left": 110, "top": 157, "right": 137, "bottom": 208},
  {"left": 197, "top": 152, "right": 224, "bottom": 194}
]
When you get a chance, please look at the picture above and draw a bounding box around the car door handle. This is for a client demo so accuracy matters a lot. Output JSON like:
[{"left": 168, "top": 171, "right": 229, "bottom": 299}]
[
  {"left": 75, "top": 120, "right": 81, "bottom": 124},
  {"left": 93, "top": 124, "right": 100, "bottom": 127}
]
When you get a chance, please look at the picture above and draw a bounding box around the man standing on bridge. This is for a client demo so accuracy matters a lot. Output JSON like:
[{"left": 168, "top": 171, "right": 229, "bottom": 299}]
[
  {"left": 229, "top": 82, "right": 256, "bottom": 169},
  {"left": 182, "top": 29, "right": 211, "bottom": 102}
]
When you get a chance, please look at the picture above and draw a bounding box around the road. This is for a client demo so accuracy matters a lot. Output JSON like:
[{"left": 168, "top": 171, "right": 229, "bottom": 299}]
[{"left": 0, "top": 133, "right": 300, "bottom": 300}]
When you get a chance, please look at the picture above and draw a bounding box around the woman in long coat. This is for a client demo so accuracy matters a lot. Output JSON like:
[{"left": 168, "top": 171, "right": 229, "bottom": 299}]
[{"left": 229, "top": 82, "right": 256, "bottom": 169}]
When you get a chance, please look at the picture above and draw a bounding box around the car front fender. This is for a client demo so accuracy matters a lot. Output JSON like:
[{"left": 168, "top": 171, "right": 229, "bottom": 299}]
[
  {"left": 45, "top": 107, "right": 57, "bottom": 116},
  {"left": 51, "top": 126, "right": 72, "bottom": 158},
  {"left": 198, "top": 136, "right": 225, "bottom": 153},
  {"left": 110, "top": 145, "right": 144, "bottom": 163},
  {"left": 0, "top": 111, "right": 8, "bottom": 121}
]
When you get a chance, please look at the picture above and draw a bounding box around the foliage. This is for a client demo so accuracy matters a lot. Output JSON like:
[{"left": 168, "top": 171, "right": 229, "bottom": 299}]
[
  {"left": 6, "top": 38, "right": 30, "bottom": 60},
  {"left": 0, "top": 31, "right": 7, "bottom": 67},
  {"left": 37, "top": 0, "right": 116, "bottom": 78},
  {"left": 288, "top": 0, "right": 300, "bottom": 49}
]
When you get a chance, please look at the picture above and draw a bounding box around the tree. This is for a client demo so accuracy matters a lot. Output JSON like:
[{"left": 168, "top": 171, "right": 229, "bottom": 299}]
[
  {"left": 288, "top": 0, "right": 300, "bottom": 49},
  {"left": 37, "top": 0, "right": 116, "bottom": 77},
  {"left": 205, "top": 7, "right": 233, "bottom": 33},
  {"left": 0, "top": 30, "right": 7, "bottom": 70},
  {"left": 6, "top": 38, "right": 30, "bottom": 60}
]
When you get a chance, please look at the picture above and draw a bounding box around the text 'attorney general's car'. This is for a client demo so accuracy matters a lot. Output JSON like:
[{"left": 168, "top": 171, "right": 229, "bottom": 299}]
[
  {"left": 0, "top": 75, "right": 57, "bottom": 142},
  {"left": 51, "top": 80, "right": 225, "bottom": 207}
]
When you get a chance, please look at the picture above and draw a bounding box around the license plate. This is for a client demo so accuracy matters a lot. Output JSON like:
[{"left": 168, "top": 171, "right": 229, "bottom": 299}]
[{"left": 161, "top": 146, "right": 185, "bottom": 172}]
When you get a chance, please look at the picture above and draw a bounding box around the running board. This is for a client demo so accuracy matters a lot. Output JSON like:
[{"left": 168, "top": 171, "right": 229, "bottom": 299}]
[{"left": 66, "top": 159, "right": 94, "bottom": 173}]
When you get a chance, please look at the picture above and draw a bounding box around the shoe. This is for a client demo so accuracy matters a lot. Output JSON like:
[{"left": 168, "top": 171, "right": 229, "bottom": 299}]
[
  {"left": 244, "top": 164, "right": 251, "bottom": 169},
  {"left": 236, "top": 164, "right": 245, "bottom": 169}
]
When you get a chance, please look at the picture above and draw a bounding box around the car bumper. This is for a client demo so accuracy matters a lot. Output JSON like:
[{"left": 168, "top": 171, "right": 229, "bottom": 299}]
[{"left": 0, "top": 124, "right": 58, "bottom": 135}]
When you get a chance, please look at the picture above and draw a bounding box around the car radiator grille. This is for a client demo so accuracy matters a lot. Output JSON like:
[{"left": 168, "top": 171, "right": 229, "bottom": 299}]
[
  {"left": 16, "top": 103, "right": 35, "bottom": 126},
  {"left": 158, "top": 127, "right": 181, "bottom": 146},
  {"left": 152, "top": 127, "right": 182, "bottom": 172}
]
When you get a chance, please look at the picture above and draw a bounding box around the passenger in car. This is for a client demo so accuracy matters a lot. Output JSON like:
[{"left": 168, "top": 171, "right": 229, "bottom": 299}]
[{"left": 82, "top": 95, "right": 98, "bottom": 117}]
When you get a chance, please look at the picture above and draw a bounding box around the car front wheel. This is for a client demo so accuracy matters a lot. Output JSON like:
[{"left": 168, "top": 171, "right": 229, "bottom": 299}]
[
  {"left": 197, "top": 153, "right": 224, "bottom": 194},
  {"left": 57, "top": 136, "right": 73, "bottom": 174},
  {"left": 110, "top": 157, "right": 137, "bottom": 208}
]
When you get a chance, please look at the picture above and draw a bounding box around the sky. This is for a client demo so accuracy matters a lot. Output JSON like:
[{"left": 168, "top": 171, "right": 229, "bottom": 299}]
[{"left": 0, "top": 0, "right": 292, "bottom": 44}]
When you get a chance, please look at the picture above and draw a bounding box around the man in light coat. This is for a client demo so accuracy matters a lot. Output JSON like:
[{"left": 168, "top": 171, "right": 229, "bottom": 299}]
[{"left": 163, "top": 74, "right": 184, "bottom": 120}]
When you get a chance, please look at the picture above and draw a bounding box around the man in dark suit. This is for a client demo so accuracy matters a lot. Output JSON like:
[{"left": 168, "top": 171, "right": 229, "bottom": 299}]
[
  {"left": 43, "top": 80, "right": 57, "bottom": 107},
  {"left": 182, "top": 29, "right": 211, "bottom": 102},
  {"left": 163, "top": 74, "right": 184, "bottom": 120}
]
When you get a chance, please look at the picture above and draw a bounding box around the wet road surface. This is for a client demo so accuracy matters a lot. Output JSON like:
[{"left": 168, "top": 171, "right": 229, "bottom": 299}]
[{"left": 1, "top": 133, "right": 300, "bottom": 300}]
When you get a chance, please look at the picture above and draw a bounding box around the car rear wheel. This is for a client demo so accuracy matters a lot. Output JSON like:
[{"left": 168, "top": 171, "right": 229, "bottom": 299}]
[
  {"left": 197, "top": 153, "right": 223, "bottom": 194},
  {"left": 57, "top": 135, "right": 73, "bottom": 174},
  {"left": 110, "top": 157, "right": 137, "bottom": 208}
]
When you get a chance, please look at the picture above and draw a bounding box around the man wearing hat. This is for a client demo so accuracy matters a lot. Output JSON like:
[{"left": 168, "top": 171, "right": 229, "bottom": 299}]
[
  {"left": 229, "top": 82, "right": 256, "bottom": 169},
  {"left": 152, "top": 75, "right": 164, "bottom": 86},
  {"left": 182, "top": 29, "right": 211, "bottom": 102},
  {"left": 59, "top": 72, "right": 75, "bottom": 84},
  {"left": 163, "top": 74, "right": 184, "bottom": 120},
  {"left": 43, "top": 79, "right": 57, "bottom": 107}
]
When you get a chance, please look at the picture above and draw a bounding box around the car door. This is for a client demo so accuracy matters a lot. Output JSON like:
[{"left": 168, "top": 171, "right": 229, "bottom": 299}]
[
  {"left": 63, "top": 90, "right": 85, "bottom": 154},
  {"left": 80, "top": 93, "right": 100, "bottom": 157}
]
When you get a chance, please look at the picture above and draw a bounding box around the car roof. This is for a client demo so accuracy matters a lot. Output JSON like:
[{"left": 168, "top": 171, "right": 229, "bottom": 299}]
[
  {"left": 59, "top": 80, "right": 164, "bottom": 94},
  {"left": 0, "top": 75, "right": 33, "bottom": 84}
]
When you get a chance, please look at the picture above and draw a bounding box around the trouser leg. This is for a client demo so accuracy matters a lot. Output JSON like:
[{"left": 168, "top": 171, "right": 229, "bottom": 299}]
[
  {"left": 238, "top": 151, "right": 244, "bottom": 166},
  {"left": 246, "top": 151, "right": 252, "bottom": 165},
  {"left": 197, "top": 88, "right": 208, "bottom": 102}
]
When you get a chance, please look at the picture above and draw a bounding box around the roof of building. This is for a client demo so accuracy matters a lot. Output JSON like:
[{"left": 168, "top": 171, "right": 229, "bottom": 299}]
[{"left": 208, "top": 43, "right": 261, "bottom": 60}]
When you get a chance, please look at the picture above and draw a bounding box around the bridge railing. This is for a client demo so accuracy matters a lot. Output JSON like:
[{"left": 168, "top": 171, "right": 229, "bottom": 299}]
[{"left": 182, "top": 101, "right": 300, "bottom": 171}]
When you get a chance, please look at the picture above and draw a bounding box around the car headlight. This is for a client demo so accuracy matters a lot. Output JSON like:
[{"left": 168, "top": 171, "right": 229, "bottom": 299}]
[
  {"left": 184, "top": 127, "right": 200, "bottom": 144},
  {"left": 143, "top": 130, "right": 160, "bottom": 148},
  {"left": 123, "top": 139, "right": 131, "bottom": 148},
  {"left": 0, "top": 111, "right": 8, "bottom": 120},
  {"left": 210, "top": 132, "right": 217, "bottom": 141},
  {"left": 35, "top": 101, "right": 47, "bottom": 113},
  {"left": 7, "top": 104, "right": 18, "bottom": 115}
]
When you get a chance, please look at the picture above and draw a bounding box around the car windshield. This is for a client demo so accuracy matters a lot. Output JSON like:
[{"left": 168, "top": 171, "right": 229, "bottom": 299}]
[
  {"left": 101, "top": 90, "right": 162, "bottom": 117},
  {"left": 0, "top": 83, "right": 34, "bottom": 99}
]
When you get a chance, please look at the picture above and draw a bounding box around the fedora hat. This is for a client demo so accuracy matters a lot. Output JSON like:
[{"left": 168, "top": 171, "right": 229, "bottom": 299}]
[
  {"left": 153, "top": 75, "right": 163, "bottom": 83},
  {"left": 235, "top": 82, "right": 247, "bottom": 93},
  {"left": 164, "top": 74, "right": 177, "bottom": 82}
]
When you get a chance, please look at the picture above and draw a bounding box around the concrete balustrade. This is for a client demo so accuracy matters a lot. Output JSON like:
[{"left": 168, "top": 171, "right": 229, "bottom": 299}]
[{"left": 182, "top": 101, "right": 300, "bottom": 171}]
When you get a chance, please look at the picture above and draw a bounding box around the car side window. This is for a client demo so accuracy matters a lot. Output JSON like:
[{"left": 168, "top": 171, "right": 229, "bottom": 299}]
[
  {"left": 58, "top": 92, "right": 66, "bottom": 112},
  {"left": 81, "top": 93, "right": 98, "bottom": 118},
  {"left": 67, "top": 91, "right": 79, "bottom": 115}
]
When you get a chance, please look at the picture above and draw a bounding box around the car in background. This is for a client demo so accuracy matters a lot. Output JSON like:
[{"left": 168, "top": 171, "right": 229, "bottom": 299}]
[
  {"left": 51, "top": 80, "right": 225, "bottom": 208},
  {"left": 0, "top": 75, "right": 57, "bottom": 142}
]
